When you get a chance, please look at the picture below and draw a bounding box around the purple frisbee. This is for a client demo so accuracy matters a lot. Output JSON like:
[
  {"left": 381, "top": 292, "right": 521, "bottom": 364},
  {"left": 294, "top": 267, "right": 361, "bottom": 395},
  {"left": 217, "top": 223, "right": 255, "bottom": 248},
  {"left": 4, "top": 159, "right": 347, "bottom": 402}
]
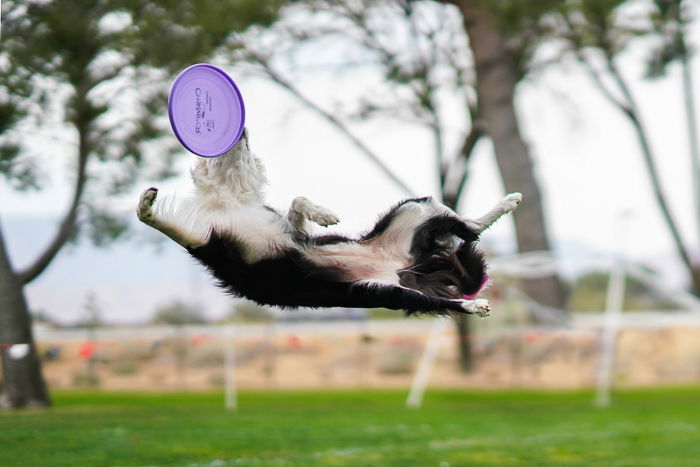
[{"left": 168, "top": 64, "right": 245, "bottom": 157}]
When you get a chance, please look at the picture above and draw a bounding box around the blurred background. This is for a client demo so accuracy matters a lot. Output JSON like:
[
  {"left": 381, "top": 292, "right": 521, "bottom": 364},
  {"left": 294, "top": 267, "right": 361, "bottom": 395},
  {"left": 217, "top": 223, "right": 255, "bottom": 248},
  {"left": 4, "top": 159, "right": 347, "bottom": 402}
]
[{"left": 1, "top": 0, "right": 700, "bottom": 464}]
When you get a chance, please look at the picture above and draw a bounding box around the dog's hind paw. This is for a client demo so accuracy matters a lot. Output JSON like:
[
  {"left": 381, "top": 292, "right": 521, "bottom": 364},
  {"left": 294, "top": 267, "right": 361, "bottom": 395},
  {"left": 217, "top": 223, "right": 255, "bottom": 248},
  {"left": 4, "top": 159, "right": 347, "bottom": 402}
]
[
  {"left": 461, "top": 298, "right": 491, "bottom": 317},
  {"left": 503, "top": 192, "right": 523, "bottom": 212},
  {"left": 137, "top": 187, "right": 158, "bottom": 222}
]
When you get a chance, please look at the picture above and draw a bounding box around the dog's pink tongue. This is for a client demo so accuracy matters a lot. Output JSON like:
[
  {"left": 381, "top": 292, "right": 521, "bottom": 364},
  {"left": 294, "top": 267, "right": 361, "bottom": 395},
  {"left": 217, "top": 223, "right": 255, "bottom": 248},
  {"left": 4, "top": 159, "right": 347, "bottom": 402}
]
[{"left": 463, "top": 275, "right": 490, "bottom": 300}]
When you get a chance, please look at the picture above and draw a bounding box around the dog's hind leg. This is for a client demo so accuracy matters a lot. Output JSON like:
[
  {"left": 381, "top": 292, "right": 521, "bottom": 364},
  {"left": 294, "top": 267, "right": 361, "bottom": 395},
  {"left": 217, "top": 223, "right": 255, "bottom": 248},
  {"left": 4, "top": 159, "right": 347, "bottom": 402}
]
[
  {"left": 287, "top": 197, "right": 340, "bottom": 235},
  {"left": 137, "top": 188, "right": 205, "bottom": 249},
  {"left": 465, "top": 192, "right": 523, "bottom": 234}
]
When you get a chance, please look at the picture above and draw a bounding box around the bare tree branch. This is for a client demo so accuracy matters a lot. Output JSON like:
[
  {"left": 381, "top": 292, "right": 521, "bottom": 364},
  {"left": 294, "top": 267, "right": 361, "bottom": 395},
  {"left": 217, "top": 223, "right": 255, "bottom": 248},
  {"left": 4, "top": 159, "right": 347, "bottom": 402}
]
[
  {"left": 576, "top": 50, "right": 631, "bottom": 113},
  {"left": 250, "top": 53, "right": 417, "bottom": 197},
  {"left": 17, "top": 124, "right": 90, "bottom": 285},
  {"left": 561, "top": 14, "right": 630, "bottom": 111},
  {"left": 451, "top": 120, "right": 485, "bottom": 203},
  {"left": 565, "top": 10, "right": 697, "bottom": 287},
  {"left": 401, "top": 4, "right": 447, "bottom": 191},
  {"left": 663, "top": 0, "right": 700, "bottom": 251},
  {"left": 603, "top": 54, "right": 696, "bottom": 279}
]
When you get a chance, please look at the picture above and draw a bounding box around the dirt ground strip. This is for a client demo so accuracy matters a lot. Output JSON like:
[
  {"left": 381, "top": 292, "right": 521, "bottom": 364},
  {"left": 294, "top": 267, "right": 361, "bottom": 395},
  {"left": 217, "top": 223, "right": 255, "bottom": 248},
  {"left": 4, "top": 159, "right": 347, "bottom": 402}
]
[{"left": 28, "top": 320, "right": 700, "bottom": 390}]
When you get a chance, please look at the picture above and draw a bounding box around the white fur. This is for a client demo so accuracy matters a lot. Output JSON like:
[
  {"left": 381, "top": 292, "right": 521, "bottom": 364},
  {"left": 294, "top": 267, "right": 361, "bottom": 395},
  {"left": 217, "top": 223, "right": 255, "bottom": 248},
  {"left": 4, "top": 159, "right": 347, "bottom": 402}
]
[
  {"left": 149, "top": 133, "right": 296, "bottom": 261},
  {"left": 307, "top": 243, "right": 407, "bottom": 284},
  {"left": 466, "top": 192, "right": 522, "bottom": 234},
  {"left": 462, "top": 298, "right": 491, "bottom": 317},
  {"left": 287, "top": 196, "right": 340, "bottom": 235}
]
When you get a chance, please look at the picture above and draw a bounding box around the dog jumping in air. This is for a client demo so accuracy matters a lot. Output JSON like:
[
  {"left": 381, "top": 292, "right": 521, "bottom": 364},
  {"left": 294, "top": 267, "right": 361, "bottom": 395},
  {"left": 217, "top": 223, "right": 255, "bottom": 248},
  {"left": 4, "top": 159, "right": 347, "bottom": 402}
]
[{"left": 137, "top": 129, "right": 522, "bottom": 317}]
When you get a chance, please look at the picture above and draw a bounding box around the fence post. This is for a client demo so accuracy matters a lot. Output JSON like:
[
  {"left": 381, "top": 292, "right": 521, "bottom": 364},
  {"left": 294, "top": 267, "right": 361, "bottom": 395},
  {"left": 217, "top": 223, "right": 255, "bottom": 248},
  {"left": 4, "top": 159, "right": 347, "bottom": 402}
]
[
  {"left": 407, "top": 317, "right": 449, "bottom": 409},
  {"left": 224, "top": 323, "right": 237, "bottom": 410}
]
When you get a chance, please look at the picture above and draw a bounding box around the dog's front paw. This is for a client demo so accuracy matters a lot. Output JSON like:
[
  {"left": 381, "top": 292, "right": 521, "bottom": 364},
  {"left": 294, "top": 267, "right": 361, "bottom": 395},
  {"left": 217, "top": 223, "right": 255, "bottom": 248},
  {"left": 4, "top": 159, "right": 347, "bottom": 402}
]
[
  {"left": 307, "top": 207, "right": 340, "bottom": 227},
  {"left": 504, "top": 192, "right": 523, "bottom": 212},
  {"left": 461, "top": 298, "right": 491, "bottom": 317},
  {"left": 292, "top": 197, "right": 340, "bottom": 227},
  {"left": 137, "top": 187, "right": 158, "bottom": 222}
]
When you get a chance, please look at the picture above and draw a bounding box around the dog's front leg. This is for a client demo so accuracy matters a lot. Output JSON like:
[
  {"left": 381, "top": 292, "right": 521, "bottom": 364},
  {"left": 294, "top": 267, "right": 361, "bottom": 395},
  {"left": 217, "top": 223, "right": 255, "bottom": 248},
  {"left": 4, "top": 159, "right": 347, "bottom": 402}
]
[
  {"left": 466, "top": 192, "right": 523, "bottom": 234},
  {"left": 137, "top": 188, "right": 205, "bottom": 249},
  {"left": 286, "top": 196, "right": 340, "bottom": 235},
  {"left": 343, "top": 282, "right": 491, "bottom": 316}
]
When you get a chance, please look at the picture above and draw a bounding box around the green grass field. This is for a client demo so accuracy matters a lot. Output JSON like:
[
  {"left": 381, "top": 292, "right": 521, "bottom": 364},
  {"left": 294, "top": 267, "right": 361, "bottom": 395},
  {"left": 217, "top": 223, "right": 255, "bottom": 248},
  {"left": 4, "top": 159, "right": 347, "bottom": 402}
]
[{"left": 2, "top": 387, "right": 700, "bottom": 466}]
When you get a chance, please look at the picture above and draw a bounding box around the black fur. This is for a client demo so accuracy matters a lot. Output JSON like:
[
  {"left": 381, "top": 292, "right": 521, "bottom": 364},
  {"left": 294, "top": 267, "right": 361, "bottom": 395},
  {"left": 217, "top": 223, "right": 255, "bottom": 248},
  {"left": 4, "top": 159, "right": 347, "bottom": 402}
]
[
  {"left": 309, "top": 234, "right": 354, "bottom": 246},
  {"left": 186, "top": 200, "right": 487, "bottom": 316},
  {"left": 399, "top": 215, "right": 486, "bottom": 302},
  {"left": 360, "top": 197, "right": 432, "bottom": 241}
]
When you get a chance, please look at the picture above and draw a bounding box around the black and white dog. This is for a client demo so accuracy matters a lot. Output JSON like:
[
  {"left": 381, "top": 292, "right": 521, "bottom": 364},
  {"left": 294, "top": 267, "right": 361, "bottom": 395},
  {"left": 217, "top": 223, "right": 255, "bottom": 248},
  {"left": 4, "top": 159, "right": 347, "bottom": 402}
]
[{"left": 137, "top": 130, "right": 521, "bottom": 317}]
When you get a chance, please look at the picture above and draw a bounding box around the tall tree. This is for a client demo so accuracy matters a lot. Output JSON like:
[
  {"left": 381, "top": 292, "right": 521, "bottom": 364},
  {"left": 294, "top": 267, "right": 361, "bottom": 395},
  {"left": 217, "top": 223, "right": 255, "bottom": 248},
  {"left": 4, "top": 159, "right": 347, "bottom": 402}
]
[
  {"left": 0, "top": 0, "right": 281, "bottom": 409},
  {"left": 230, "top": 0, "right": 567, "bottom": 370}
]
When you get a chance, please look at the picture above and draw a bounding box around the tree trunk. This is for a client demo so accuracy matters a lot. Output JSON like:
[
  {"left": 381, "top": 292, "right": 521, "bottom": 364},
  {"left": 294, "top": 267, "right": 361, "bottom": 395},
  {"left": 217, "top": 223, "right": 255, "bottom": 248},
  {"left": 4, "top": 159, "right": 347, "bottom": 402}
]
[
  {"left": 0, "top": 224, "right": 51, "bottom": 408},
  {"left": 444, "top": 193, "right": 475, "bottom": 371},
  {"left": 452, "top": 316, "right": 473, "bottom": 371},
  {"left": 455, "top": 0, "right": 568, "bottom": 313}
]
